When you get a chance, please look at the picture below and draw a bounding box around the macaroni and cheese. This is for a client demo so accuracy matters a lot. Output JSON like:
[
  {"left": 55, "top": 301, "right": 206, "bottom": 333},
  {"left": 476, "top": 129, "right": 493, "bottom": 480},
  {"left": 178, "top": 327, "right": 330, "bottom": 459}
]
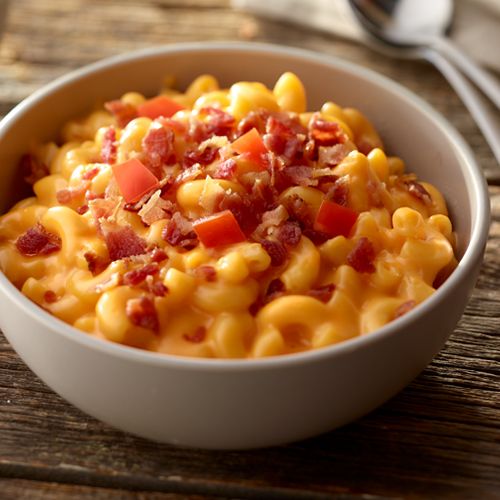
[{"left": 0, "top": 73, "right": 457, "bottom": 358}]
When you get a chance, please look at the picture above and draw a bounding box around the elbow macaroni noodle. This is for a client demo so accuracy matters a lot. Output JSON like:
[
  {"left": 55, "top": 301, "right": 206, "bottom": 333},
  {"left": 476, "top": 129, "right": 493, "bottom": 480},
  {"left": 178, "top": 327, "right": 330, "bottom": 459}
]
[{"left": 0, "top": 73, "right": 458, "bottom": 358}]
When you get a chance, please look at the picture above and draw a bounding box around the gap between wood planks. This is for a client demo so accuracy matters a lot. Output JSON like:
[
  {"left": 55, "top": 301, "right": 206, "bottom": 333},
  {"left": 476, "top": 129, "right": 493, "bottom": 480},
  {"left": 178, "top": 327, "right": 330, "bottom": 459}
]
[{"left": 0, "top": 463, "right": 365, "bottom": 500}]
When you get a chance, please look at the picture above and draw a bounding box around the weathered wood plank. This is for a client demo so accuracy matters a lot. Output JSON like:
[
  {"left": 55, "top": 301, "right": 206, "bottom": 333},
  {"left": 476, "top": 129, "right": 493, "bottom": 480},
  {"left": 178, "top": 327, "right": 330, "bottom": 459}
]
[
  {"left": 0, "top": 358, "right": 499, "bottom": 499},
  {"left": 0, "top": 479, "right": 215, "bottom": 500}
]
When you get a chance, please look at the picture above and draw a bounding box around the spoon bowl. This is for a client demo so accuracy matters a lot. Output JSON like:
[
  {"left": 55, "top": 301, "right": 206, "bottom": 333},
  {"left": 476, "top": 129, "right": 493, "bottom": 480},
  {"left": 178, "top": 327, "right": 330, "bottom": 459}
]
[{"left": 351, "top": 0, "right": 453, "bottom": 46}]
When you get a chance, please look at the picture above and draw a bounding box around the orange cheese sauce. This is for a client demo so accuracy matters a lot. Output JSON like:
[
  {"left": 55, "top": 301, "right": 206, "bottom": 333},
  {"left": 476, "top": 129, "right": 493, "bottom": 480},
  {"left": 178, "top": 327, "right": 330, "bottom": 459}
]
[{"left": 0, "top": 73, "right": 457, "bottom": 358}]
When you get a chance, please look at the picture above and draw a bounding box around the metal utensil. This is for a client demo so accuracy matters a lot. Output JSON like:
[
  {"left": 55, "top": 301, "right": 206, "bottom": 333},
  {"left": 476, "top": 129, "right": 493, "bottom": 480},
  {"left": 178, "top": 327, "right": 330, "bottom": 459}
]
[
  {"left": 349, "top": 0, "right": 500, "bottom": 108},
  {"left": 349, "top": 0, "right": 500, "bottom": 163}
]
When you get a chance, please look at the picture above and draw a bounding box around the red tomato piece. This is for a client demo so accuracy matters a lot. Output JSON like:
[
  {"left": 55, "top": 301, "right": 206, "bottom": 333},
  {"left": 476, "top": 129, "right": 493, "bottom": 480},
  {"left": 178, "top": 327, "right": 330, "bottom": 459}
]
[
  {"left": 231, "top": 128, "right": 268, "bottom": 169},
  {"left": 314, "top": 199, "right": 358, "bottom": 237},
  {"left": 112, "top": 158, "right": 160, "bottom": 203},
  {"left": 137, "top": 96, "right": 185, "bottom": 120},
  {"left": 192, "top": 210, "right": 246, "bottom": 248}
]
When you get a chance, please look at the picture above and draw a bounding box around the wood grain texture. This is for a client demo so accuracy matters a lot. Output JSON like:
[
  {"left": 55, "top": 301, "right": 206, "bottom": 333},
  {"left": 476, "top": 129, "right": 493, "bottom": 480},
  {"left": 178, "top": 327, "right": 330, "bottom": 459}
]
[
  {"left": 0, "top": 1, "right": 499, "bottom": 499},
  {"left": 0, "top": 479, "right": 214, "bottom": 500}
]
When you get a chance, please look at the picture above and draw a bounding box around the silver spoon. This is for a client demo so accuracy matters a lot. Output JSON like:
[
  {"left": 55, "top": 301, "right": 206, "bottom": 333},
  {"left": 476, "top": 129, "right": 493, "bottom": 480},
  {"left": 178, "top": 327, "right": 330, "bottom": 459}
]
[
  {"left": 350, "top": 0, "right": 500, "bottom": 164},
  {"left": 350, "top": 0, "right": 500, "bottom": 108}
]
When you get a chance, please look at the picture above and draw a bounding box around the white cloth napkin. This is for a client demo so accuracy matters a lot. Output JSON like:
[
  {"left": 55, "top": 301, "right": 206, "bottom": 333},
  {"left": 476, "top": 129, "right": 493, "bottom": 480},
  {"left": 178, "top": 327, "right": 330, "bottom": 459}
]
[{"left": 232, "top": 0, "right": 500, "bottom": 72}]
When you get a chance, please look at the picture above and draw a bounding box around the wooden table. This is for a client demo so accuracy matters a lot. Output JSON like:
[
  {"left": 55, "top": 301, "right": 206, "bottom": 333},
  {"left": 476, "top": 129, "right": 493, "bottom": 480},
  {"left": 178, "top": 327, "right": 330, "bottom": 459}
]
[{"left": 0, "top": 1, "right": 499, "bottom": 498}]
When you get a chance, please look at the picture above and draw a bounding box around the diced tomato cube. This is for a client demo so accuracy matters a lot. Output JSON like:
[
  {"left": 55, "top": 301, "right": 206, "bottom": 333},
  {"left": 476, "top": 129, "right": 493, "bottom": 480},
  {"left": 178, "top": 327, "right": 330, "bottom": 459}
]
[
  {"left": 314, "top": 199, "right": 358, "bottom": 238},
  {"left": 192, "top": 210, "right": 246, "bottom": 248},
  {"left": 112, "top": 158, "right": 159, "bottom": 203},
  {"left": 137, "top": 96, "right": 185, "bottom": 120},
  {"left": 231, "top": 128, "right": 268, "bottom": 170}
]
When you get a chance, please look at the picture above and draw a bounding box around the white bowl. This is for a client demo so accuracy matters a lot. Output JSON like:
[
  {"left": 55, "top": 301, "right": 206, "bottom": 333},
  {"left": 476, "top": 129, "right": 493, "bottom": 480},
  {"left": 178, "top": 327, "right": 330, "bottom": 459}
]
[{"left": 0, "top": 42, "right": 490, "bottom": 449}]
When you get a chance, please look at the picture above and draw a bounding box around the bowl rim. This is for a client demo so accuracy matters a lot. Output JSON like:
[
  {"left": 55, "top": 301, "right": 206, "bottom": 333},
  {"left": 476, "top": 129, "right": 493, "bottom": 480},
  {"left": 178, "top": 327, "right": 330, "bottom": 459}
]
[{"left": 0, "top": 41, "right": 491, "bottom": 372}]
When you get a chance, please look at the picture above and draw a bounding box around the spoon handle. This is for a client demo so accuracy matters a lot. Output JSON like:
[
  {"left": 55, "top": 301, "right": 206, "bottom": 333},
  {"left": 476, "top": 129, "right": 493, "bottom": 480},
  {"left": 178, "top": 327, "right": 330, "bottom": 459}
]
[
  {"left": 423, "top": 48, "right": 500, "bottom": 165},
  {"left": 430, "top": 36, "right": 500, "bottom": 110}
]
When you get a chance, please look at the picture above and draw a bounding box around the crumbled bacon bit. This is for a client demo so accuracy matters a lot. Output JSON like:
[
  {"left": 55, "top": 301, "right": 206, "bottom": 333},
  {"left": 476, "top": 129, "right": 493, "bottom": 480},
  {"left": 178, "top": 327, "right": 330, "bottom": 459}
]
[
  {"left": 250, "top": 177, "right": 276, "bottom": 212},
  {"left": 301, "top": 228, "right": 330, "bottom": 245},
  {"left": 309, "top": 116, "right": 347, "bottom": 147},
  {"left": 82, "top": 166, "right": 100, "bottom": 181},
  {"left": 88, "top": 196, "right": 120, "bottom": 221},
  {"left": 103, "top": 225, "right": 147, "bottom": 261},
  {"left": 183, "top": 326, "right": 206, "bottom": 343},
  {"left": 77, "top": 205, "right": 89, "bottom": 215},
  {"left": 105, "top": 100, "right": 138, "bottom": 128},
  {"left": 162, "top": 212, "right": 198, "bottom": 249},
  {"left": 142, "top": 125, "right": 175, "bottom": 174},
  {"left": 318, "top": 144, "right": 349, "bottom": 167},
  {"left": 279, "top": 165, "right": 317, "bottom": 188},
  {"left": 16, "top": 224, "right": 62, "bottom": 257},
  {"left": 307, "top": 283, "right": 335, "bottom": 303},
  {"left": 260, "top": 152, "right": 281, "bottom": 185},
  {"left": 277, "top": 221, "right": 302, "bottom": 247},
  {"left": 237, "top": 109, "right": 271, "bottom": 136},
  {"left": 284, "top": 194, "right": 313, "bottom": 228},
  {"left": 303, "top": 139, "right": 318, "bottom": 162},
  {"left": 213, "top": 158, "right": 237, "bottom": 180},
  {"left": 126, "top": 296, "right": 159, "bottom": 332},
  {"left": 159, "top": 176, "right": 176, "bottom": 197},
  {"left": 272, "top": 111, "right": 308, "bottom": 135},
  {"left": 174, "top": 164, "right": 203, "bottom": 186},
  {"left": 126, "top": 189, "right": 174, "bottom": 215},
  {"left": 199, "top": 136, "right": 230, "bottom": 154},
  {"left": 194, "top": 265, "right": 217, "bottom": 282},
  {"left": 137, "top": 189, "right": 170, "bottom": 226},
  {"left": 217, "top": 191, "right": 256, "bottom": 234},
  {"left": 101, "top": 127, "right": 117, "bottom": 164},
  {"left": 347, "top": 237, "right": 376, "bottom": 273},
  {"left": 394, "top": 300, "right": 416, "bottom": 319},
  {"left": 84, "top": 251, "right": 109, "bottom": 275},
  {"left": 56, "top": 183, "right": 88, "bottom": 205},
  {"left": 43, "top": 290, "right": 58, "bottom": 303},
  {"left": 264, "top": 117, "right": 304, "bottom": 163},
  {"left": 253, "top": 205, "right": 289, "bottom": 239},
  {"left": 172, "top": 212, "right": 193, "bottom": 234},
  {"left": 406, "top": 180, "right": 432, "bottom": 204},
  {"left": 263, "top": 205, "right": 288, "bottom": 228},
  {"left": 55, "top": 189, "right": 72, "bottom": 204},
  {"left": 326, "top": 177, "right": 349, "bottom": 206},
  {"left": 200, "top": 107, "right": 235, "bottom": 137},
  {"left": 260, "top": 239, "right": 288, "bottom": 266},
  {"left": 123, "top": 264, "right": 159, "bottom": 286},
  {"left": 20, "top": 154, "right": 49, "bottom": 185},
  {"left": 150, "top": 281, "right": 168, "bottom": 297},
  {"left": 150, "top": 247, "right": 168, "bottom": 263},
  {"left": 183, "top": 146, "right": 218, "bottom": 168},
  {"left": 186, "top": 118, "right": 209, "bottom": 144}
]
